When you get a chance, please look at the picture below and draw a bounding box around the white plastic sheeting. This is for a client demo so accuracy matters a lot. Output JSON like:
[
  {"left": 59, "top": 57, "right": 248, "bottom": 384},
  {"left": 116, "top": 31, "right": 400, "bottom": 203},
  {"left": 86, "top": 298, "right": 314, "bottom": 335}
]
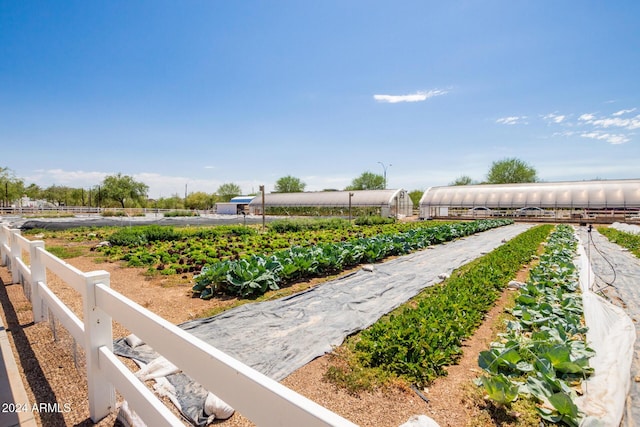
[
  {"left": 576, "top": 226, "right": 640, "bottom": 426},
  {"left": 611, "top": 222, "right": 640, "bottom": 235},
  {"left": 419, "top": 179, "right": 640, "bottom": 215},
  {"left": 248, "top": 189, "right": 414, "bottom": 216},
  {"left": 574, "top": 232, "right": 635, "bottom": 426}
]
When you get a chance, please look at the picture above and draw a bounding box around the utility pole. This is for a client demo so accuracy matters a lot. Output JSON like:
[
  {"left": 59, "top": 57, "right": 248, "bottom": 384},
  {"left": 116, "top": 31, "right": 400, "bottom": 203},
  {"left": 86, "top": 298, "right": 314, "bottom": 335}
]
[
  {"left": 259, "top": 185, "right": 265, "bottom": 232},
  {"left": 377, "top": 162, "right": 391, "bottom": 189},
  {"left": 348, "top": 192, "right": 354, "bottom": 222}
]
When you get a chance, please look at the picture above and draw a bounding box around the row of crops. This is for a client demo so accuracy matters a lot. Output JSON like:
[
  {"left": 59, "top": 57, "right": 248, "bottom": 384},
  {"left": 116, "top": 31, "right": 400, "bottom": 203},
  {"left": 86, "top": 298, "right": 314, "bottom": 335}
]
[
  {"left": 94, "top": 218, "right": 512, "bottom": 297},
  {"left": 190, "top": 219, "right": 513, "bottom": 298},
  {"left": 325, "top": 224, "right": 597, "bottom": 426},
  {"left": 346, "top": 224, "right": 554, "bottom": 387},
  {"left": 477, "top": 225, "right": 593, "bottom": 426},
  {"left": 598, "top": 226, "right": 640, "bottom": 258},
  {"left": 98, "top": 219, "right": 445, "bottom": 274}
]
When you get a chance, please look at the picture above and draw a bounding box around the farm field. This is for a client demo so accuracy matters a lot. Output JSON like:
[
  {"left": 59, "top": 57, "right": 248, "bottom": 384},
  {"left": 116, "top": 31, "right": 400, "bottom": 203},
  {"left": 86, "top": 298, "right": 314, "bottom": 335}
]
[{"left": 0, "top": 218, "right": 601, "bottom": 426}]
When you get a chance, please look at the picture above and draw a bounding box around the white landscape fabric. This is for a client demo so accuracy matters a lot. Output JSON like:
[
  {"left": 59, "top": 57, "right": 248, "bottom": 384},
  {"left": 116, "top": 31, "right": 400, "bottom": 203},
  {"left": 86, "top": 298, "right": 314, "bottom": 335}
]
[
  {"left": 575, "top": 232, "right": 635, "bottom": 426},
  {"left": 610, "top": 221, "right": 640, "bottom": 235}
]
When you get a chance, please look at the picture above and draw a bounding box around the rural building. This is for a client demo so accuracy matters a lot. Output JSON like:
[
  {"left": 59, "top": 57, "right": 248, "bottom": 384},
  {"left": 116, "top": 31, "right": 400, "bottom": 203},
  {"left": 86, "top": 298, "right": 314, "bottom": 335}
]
[
  {"left": 419, "top": 179, "right": 640, "bottom": 222},
  {"left": 215, "top": 196, "right": 255, "bottom": 215},
  {"left": 248, "top": 189, "right": 413, "bottom": 218}
]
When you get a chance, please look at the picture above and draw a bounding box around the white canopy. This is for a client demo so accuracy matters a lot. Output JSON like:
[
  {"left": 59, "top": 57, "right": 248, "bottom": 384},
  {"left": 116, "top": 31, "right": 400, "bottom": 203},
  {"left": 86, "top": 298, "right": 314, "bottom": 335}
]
[
  {"left": 250, "top": 189, "right": 411, "bottom": 208},
  {"left": 419, "top": 179, "right": 640, "bottom": 210}
]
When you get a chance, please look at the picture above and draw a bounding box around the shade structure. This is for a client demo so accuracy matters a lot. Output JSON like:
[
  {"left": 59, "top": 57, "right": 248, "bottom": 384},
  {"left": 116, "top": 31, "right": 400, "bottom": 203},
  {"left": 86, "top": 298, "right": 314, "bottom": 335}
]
[
  {"left": 419, "top": 179, "right": 640, "bottom": 218},
  {"left": 248, "top": 189, "right": 413, "bottom": 217}
]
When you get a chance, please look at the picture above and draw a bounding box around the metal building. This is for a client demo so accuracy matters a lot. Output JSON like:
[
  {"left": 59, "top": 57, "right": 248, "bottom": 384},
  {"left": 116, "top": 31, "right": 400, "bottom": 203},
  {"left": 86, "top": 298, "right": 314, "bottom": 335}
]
[{"left": 215, "top": 196, "right": 256, "bottom": 215}]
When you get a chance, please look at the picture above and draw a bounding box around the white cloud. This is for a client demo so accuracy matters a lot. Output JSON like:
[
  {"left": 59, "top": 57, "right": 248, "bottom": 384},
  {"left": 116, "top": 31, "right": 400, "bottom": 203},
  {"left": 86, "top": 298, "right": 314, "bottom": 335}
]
[
  {"left": 590, "top": 115, "right": 640, "bottom": 130},
  {"left": 496, "top": 116, "right": 527, "bottom": 125},
  {"left": 373, "top": 89, "right": 447, "bottom": 103},
  {"left": 543, "top": 113, "right": 566, "bottom": 124},
  {"left": 552, "top": 131, "right": 576, "bottom": 137},
  {"left": 26, "top": 169, "right": 108, "bottom": 188},
  {"left": 613, "top": 108, "right": 636, "bottom": 116},
  {"left": 580, "top": 131, "right": 630, "bottom": 145},
  {"left": 579, "top": 113, "right": 595, "bottom": 122}
]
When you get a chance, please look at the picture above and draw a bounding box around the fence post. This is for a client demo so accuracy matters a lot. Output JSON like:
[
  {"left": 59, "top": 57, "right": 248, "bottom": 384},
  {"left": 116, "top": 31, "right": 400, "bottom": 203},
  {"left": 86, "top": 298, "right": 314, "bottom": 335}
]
[
  {"left": 29, "top": 241, "right": 47, "bottom": 323},
  {"left": 83, "top": 270, "right": 115, "bottom": 421},
  {"left": 0, "top": 225, "right": 7, "bottom": 266},
  {"left": 9, "top": 229, "right": 21, "bottom": 284}
]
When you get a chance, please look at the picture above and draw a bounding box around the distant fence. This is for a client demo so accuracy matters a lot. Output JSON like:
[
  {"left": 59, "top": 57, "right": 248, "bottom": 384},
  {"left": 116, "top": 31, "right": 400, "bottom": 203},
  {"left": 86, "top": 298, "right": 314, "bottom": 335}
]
[
  {"left": 0, "top": 223, "right": 357, "bottom": 427},
  {"left": 0, "top": 206, "right": 207, "bottom": 216}
]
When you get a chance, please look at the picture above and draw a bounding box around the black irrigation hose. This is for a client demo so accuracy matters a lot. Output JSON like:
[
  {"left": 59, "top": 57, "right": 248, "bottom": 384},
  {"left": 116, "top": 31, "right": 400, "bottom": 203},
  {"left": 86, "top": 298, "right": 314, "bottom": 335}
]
[
  {"left": 586, "top": 225, "right": 618, "bottom": 294},
  {"left": 410, "top": 385, "right": 430, "bottom": 404}
]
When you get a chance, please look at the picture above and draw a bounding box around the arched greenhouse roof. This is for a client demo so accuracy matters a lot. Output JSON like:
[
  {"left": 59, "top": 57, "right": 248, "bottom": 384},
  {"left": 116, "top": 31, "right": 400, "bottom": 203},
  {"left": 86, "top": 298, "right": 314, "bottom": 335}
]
[
  {"left": 250, "top": 189, "right": 410, "bottom": 207},
  {"left": 419, "top": 179, "right": 640, "bottom": 209}
]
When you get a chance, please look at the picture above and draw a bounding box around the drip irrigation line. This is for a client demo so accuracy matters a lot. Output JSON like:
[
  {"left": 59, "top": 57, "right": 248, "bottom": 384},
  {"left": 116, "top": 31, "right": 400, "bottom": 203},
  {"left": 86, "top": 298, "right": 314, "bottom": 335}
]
[{"left": 586, "top": 225, "right": 618, "bottom": 294}]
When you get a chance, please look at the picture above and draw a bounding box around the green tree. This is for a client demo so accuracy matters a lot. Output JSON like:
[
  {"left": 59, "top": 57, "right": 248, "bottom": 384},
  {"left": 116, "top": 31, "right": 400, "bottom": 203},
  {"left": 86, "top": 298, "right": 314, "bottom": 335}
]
[
  {"left": 274, "top": 175, "right": 306, "bottom": 193},
  {"left": 408, "top": 190, "right": 423, "bottom": 209},
  {"left": 486, "top": 158, "right": 538, "bottom": 184},
  {"left": 345, "top": 172, "right": 385, "bottom": 191},
  {"left": 70, "top": 188, "right": 88, "bottom": 206},
  {"left": 185, "top": 191, "right": 217, "bottom": 210},
  {"left": 0, "top": 167, "right": 25, "bottom": 207},
  {"left": 43, "top": 185, "right": 72, "bottom": 206},
  {"left": 450, "top": 175, "right": 474, "bottom": 186},
  {"left": 24, "top": 183, "right": 43, "bottom": 200},
  {"left": 101, "top": 173, "right": 149, "bottom": 208},
  {"left": 155, "top": 194, "right": 184, "bottom": 210},
  {"left": 217, "top": 182, "right": 242, "bottom": 202}
]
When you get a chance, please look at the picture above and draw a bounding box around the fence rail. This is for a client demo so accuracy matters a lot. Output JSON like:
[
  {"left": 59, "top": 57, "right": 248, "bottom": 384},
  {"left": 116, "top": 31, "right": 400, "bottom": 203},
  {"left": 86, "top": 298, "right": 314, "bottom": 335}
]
[{"left": 0, "top": 223, "right": 357, "bottom": 427}]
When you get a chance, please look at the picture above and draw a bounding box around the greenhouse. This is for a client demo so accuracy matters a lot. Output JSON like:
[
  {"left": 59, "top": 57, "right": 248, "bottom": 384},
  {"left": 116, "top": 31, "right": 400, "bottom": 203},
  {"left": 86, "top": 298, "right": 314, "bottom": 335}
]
[
  {"left": 248, "top": 189, "right": 413, "bottom": 218},
  {"left": 419, "top": 179, "right": 640, "bottom": 221}
]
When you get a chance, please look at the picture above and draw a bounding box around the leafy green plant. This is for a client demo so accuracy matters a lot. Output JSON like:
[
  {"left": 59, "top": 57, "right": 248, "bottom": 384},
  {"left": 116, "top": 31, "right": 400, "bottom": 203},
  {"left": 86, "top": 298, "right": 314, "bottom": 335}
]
[
  {"left": 46, "top": 245, "right": 85, "bottom": 259},
  {"left": 354, "top": 215, "right": 396, "bottom": 226},
  {"left": 191, "top": 219, "right": 515, "bottom": 299},
  {"left": 163, "top": 210, "right": 199, "bottom": 217},
  {"left": 477, "top": 225, "right": 594, "bottom": 427},
  {"left": 480, "top": 374, "right": 520, "bottom": 405},
  {"left": 268, "top": 217, "right": 353, "bottom": 232},
  {"left": 352, "top": 224, "right": 552, "bottom": 386},
  {"left": 598, "top": 226, "right": 640, "bottom": 258}
]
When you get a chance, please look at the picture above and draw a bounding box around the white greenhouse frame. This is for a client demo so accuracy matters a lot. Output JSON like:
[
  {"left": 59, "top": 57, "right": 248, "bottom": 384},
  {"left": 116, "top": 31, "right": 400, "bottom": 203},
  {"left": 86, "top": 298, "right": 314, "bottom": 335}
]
[
  {"left": 419, "top": 179, "right": 640, "bottom": 221},
  {"left": 249, "top": 189, "right": 414, "bottom": 218}
]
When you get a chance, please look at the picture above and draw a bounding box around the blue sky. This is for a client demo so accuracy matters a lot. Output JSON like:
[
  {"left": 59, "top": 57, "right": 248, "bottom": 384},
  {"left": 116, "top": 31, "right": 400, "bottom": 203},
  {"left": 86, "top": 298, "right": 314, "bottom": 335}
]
[{"left": 2, "top": 1, "right": 639, "bottom": 198}]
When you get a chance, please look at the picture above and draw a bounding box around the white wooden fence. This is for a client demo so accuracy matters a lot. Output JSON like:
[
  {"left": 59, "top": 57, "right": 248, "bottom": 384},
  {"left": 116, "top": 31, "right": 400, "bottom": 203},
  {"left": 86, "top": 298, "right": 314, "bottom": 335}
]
[{"left": 0, "top": 223, "right": 358, "bottom": 427}]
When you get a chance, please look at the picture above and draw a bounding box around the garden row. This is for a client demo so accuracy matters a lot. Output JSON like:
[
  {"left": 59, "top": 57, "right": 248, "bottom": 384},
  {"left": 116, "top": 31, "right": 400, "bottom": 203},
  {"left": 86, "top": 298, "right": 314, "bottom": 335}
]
[
  {"left": 477, "top": 225, "right": 593, "bottom": 427},
  {"left": 342, "top": 224, "right": 554, "bottom": 389},
  {"left": 96, "top": 219, "right": 455, "bottom": 274},
  {"left": 597, "top": 226, "right": 640, "bottom": 258},
  {"left": 191, "top": 219, "right": 514, "bottom": 298}
]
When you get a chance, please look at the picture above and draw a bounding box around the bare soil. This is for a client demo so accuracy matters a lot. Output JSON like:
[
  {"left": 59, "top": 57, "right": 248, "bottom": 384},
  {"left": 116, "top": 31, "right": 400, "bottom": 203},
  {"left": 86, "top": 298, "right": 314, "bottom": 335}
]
[{"left": 0, "top": 241, "right": 531, "bottom": 427}]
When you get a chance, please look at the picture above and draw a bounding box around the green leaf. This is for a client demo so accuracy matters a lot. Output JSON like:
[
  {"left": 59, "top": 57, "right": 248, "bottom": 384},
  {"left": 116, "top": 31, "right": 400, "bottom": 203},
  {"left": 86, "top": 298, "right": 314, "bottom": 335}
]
[{"left": 480, "top": 375, "right": 519, "bottom": 405}]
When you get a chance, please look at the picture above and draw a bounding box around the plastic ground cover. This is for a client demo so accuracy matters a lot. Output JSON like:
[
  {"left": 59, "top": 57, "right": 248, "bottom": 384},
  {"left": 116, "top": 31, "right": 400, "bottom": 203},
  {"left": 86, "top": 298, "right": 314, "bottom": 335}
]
[{"left": 576, "top": 226, "right": 640, "bottom": 427}]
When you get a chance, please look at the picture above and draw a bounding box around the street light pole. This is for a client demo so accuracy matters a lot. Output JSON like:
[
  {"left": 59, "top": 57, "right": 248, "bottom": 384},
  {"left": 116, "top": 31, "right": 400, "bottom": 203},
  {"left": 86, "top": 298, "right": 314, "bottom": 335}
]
[{"left": 377, "top": 162, "right": 391, "bottom": 189}]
